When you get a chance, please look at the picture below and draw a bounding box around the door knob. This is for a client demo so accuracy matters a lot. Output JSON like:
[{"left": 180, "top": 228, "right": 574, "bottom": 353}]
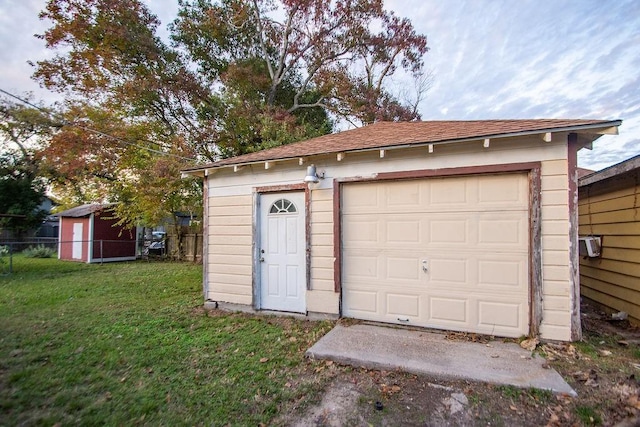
[{"left": 259, "top": 257, "right": 265, "bottom": 262}]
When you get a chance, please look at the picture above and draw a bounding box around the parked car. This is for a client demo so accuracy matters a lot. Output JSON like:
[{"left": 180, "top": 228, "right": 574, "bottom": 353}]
[
  {"left": 145, "top": 231, "right": 166, "bottom": 256},
  {"left": 147, "top": 240, "right": 165, "bottom": 255}
]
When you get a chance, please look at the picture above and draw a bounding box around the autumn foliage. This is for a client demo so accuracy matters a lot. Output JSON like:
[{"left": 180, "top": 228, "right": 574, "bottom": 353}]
[{"left": 22, "top": 0, "right": 429, "bottom": 228}]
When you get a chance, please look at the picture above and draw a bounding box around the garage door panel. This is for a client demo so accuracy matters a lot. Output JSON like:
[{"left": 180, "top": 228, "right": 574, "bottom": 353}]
[
  {"left": 344, "top": 250, "right": 425, "bottom": 285},
  {"left": 344, "top": 289, "right": 378, "bottom": 313},
  {"left": 477, "top": 301, "right": 524, "bottom": 330},
  {"left": 387, "top": 257, "right": 421, "bottom": 280},
  {"left": 429, "top": 219, "right": 470, "bottom": 243},
  {"left": 477, "top": 257, "right": 527, "bottom": 288},
  {"left": 343, "top": 186, "right": 379, "bottom": 211},
  {"left": 387, "top": 220, "right": 421, "bottom": 242},
  {"left": 428, "top": 257, "right": 469, "bottom": 284},
  {"left": 344, "top": 254, "right": 379, "bottom": 279},
  {"left": 342, "top": 218, "right": 378, "bottom": 243},
  {"left": 387, "top": 293, "right": 420, "bottom": 317},
  {"left": 430, "top": 297, "right": 467, "bottom": 323},
  {"left": 343, "top": 176, "right": 528, "bottom": 214},
  {"left": 429, "top": 178, "right": 469, "bottom": 204},
  {"left": 478, "top": 215, "right": 527, "bottom": 248},
  {"left": 386, "top": 181, "right": 422, "bottom": 207},
  {"left": 478, "top": 174, "right": 528, "bottom": 205},
  {"left": 342, "top": 173, "right": 530, "bottom": 338}
]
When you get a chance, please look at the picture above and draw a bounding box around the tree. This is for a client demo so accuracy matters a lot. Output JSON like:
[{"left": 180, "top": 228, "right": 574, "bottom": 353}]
[
  {"left": 30, "top": 0, "right": 429, "bottom": 233},
  {"left": 0, "top": 157, "right": 47, "bottom": 237},
  {"left": 0, "top": 99, "right": 58, "bottom": 236},
  {"left": 172, "top": 0, "right": 429, "bottom": 126}
]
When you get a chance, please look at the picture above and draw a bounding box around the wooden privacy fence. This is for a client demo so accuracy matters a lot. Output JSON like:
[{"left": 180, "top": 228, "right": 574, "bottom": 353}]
[{"left": 166, "top": 234, "right": 203, "bottom": 262}]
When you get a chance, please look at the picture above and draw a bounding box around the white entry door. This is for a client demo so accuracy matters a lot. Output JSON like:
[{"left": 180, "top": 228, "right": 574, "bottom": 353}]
[
  {"left": 72, "top": 222, "right": 83, "bottom": 260},
  {"left": 259, "top": 192, "right": 306, "bottom": 313}
]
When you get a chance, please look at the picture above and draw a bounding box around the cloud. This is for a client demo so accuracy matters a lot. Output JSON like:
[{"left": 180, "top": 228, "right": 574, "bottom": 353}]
[
  {"left": 2, "top": 0, "right": 639, "bottom": 170},
  {"left": 395, "top": 0, "right": 640, "bottom": 169},
  {"left": 0, "top": 0, "right": 58, "bottom": 101}
]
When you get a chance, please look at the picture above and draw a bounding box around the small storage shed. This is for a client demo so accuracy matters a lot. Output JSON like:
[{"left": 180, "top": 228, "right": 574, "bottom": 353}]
[
  {"left": 579, "top": 154, "right": 640, "bottom": 323},
  {"left": 183, "top": 120, "right": 622, "bottom": 341},
  {"left": 57, "top": 204, "right": 137, "bottom": 263}
]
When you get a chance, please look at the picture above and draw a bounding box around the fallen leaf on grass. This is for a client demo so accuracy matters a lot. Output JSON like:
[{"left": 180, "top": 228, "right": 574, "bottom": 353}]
[
  {"left": 520, "top": 337, "right": 539, "bottom": 351},
  {"left": 627, "top": 395, "right": 640, "bottom": 410},
  {"left": 598, "top": 349, "right": 612, "bottom": 357},
  {"left": 509, "top": 405, "right": 518, "bottom": 411},
  {"left": 546, "top": 412, "right": 560, "bottom": 426},
  {"left": 379, "top": 384, "right": 401, "bottom": 395},
  {"left": 259, "top": 357, "right": 269, "bottom": 363},
  {"left": 585, "top": 378, "right": 598, "bottom": 387}
]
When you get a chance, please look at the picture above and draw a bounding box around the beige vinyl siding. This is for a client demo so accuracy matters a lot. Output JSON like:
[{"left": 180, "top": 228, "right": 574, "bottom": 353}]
[
  {"left": 308, "top": 188, "right": 339, "bottom": 313},
  {"left": 207, "top": 194, "right": 253, "bottom": 305},
  {"left": 579, "top": 178, "right": 640, "bottom": 323},
  {"left": 539, "top": 159, "right": 572, "bottom": 341}
]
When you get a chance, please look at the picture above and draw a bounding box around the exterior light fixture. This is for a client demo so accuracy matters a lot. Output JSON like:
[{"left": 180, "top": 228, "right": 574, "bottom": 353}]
[{"left": 304, "top": 164, "right": 324, "bottom": 183}]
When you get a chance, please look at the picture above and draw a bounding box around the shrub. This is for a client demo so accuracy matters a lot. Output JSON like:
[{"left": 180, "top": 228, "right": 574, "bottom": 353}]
[{"left": 22, "top": 245, "right": 55, "bottom": 258}]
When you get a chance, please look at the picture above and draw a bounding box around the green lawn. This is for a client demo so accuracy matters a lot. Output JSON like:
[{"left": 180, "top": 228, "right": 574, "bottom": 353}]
[{"left": 0, "top": 256, "right": 334, "bottom": 426}]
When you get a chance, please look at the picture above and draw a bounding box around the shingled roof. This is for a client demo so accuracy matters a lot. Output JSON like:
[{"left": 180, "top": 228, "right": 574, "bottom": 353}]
[
  {"left": 183, "top": 119, "right": 621, "bottom": 173},
  {"left": 57, "top": 203, "right": 114, "bottom": 218}
]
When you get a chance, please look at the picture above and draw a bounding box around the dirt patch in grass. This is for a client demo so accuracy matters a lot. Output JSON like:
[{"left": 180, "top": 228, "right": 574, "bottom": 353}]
[{"left": 280, "top": 299, "right": 640, "bottom": 426}]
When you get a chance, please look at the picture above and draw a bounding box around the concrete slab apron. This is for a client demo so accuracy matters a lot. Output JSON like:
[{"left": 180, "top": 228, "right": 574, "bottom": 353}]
[{"left": 306, "top": 324, "right": 576, "bottom": 396}]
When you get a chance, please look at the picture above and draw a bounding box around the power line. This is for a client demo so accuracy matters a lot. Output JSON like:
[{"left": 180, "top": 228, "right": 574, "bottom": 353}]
[{"left": 0, "top": 88, "right": 197, "bottom": 162}]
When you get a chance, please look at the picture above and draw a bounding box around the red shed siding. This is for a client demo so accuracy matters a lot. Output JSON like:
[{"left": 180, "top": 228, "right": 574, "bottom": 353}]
[{"left": 91, "top": 212, "right": 136, "bottom": 260}]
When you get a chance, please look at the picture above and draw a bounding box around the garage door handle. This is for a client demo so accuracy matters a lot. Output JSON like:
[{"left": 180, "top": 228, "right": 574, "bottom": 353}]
[{"left": 422, "top": 259, "right": 428, "bottom": 272}]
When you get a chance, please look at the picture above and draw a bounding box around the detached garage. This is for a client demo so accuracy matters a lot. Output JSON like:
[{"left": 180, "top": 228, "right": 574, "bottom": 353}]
[{"left": 183, "top": 120, "right": 621, "bottom": 341}]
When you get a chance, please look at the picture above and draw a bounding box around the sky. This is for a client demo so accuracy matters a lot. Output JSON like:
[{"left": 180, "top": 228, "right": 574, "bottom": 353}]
[{"left": 1, "top": 0, "right": 639, "bottom": 171}]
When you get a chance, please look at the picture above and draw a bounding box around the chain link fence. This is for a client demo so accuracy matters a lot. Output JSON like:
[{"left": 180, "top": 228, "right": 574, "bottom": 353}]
[
  {"left": 1, "top": 238, "right": 59, "bottom": 275},
  {"left": 0, "top": 234, "right": 203, "bottom": 275}
]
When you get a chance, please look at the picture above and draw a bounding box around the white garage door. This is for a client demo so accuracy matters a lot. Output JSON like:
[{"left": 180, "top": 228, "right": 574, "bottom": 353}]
[{"left": 341, "top": 173, "right": 530, "bottom": 338}]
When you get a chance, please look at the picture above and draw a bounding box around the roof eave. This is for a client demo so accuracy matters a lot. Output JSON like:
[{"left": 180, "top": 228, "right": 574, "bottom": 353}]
[
  {"left": 181, "top": 120, "right": 622, "bottom": 175},
  {"left": 579, "top": 152, "right": 640, "bottom": 187}
]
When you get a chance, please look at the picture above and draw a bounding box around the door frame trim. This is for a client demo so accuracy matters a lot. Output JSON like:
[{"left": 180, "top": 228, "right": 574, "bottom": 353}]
[
  {"left": 252, "top": 184, "right": 310, "bottom": 311},
  {"left": 333, "top": 162, "right": 542, "bottom": 336}
]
